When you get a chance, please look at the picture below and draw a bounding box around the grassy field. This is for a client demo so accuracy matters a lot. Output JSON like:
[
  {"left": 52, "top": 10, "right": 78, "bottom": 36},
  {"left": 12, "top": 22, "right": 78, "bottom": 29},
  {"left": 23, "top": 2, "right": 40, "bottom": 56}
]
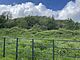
[{"left": 0, "top": 27, "right": 80, "bottom": 60}]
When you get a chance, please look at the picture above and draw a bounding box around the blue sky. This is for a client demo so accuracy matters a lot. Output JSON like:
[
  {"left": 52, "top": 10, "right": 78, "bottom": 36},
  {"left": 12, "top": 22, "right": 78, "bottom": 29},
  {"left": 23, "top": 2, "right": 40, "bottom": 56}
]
[
  {"left": 0, "top": 0, "right": 75, "bottom": 10},
  {"left": 0, "top": 0, "right": 80, "bottom": 22}
]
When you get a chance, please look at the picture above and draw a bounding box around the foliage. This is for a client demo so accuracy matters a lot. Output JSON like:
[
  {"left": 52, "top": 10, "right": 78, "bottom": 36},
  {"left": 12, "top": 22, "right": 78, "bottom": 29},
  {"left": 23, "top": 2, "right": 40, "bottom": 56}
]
[
  {"left": 0, "top": 15, "right": 7, "bottom": 28},
  {"left": 64, "top": 19, "right": 76, "bottom": 30},
  {"left": 0, "top": 27, "right": 80, "bottom": 60},
  {"left": 0, "top": 14, "right": 80, "bottom": 30},
  {"left": 0, "top": 13, "right": 80, "bottom": 60}
]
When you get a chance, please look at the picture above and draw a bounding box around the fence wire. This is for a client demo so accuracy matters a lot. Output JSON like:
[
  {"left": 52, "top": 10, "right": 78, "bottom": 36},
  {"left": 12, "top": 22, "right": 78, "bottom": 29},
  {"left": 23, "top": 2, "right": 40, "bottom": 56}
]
[{"left": 0, "top": 37, "right": 80, "bottom": 60}]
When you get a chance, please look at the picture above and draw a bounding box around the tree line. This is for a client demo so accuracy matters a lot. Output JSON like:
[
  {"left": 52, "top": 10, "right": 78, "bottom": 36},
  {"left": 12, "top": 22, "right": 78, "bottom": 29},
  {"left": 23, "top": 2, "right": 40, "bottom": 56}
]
[{"left": 0, "top": 13, "right": 80, "bottom": 30}]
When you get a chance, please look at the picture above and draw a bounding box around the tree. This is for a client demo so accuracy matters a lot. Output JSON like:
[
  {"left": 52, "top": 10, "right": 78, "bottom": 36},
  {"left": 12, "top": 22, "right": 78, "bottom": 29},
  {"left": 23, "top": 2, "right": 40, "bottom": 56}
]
[
  {"left": 74, "top": 22, "right": 80, "bottom": 30},
  {"left": 64, "top": 19, "right": 75, "bottom": 30},
  {"left": 2, "top": 11, "right": 12, "bottom": 20},
  {"left": 0, "top": 15, "right": 6, "bottom": 28}
]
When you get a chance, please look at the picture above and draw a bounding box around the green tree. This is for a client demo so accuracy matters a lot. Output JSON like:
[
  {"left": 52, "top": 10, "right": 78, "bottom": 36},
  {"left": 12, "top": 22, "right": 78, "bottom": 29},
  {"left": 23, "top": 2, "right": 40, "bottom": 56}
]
[
  {"left": 0, "top": 15, "right": 7, "bottom": 28},
  {"left": 64, "top": 19, "right": 75, "bottom": 30},
  {"left": 74, "top": 22, "right": 80, "bottom": 30}
]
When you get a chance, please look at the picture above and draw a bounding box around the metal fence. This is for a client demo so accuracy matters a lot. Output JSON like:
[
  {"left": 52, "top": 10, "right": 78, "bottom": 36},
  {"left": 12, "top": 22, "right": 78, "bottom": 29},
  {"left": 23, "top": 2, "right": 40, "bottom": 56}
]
[{"left": 0, "top": 37, "right": 80, "bottom": 60}]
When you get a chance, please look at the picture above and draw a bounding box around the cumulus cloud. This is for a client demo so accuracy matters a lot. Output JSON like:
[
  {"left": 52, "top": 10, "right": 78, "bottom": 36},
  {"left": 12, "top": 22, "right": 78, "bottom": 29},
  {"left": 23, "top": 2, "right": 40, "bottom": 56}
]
[
  {"left": 0, "top": 2, "right": 57, "bottom": 18},
  {"left": 57, "top": 0, "right": 80, "bottom": 22},
  {"left": 0, "top": 0, "right": 80, "bottom": 22}
]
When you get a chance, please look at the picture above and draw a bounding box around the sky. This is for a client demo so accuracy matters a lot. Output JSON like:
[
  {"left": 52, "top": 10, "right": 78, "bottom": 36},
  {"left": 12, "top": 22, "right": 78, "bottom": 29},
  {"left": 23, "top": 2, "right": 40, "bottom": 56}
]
[
  {"left": 0, "top": 0, "right": 75, "bottom": 10},
  {"left": 0, "top": 0, "right": 80, "bottom": 22}
]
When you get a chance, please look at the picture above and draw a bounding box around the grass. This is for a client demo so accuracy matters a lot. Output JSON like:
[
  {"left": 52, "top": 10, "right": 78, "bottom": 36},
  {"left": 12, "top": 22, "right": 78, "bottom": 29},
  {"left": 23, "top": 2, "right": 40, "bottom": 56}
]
[{"left": 0, "top": 27, "right": 80, "bottom": 60}]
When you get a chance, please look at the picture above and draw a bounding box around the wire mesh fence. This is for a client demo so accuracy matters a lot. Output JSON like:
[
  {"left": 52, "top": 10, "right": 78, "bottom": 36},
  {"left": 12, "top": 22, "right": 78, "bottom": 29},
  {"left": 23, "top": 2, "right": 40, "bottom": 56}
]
[{"left": 0, "top": 37, "right": 80, "bottom": 60}]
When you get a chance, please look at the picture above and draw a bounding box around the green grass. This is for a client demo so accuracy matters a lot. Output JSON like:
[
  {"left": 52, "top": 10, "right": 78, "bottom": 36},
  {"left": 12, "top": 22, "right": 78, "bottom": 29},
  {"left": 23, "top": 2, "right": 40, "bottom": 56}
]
[
  {"left": 0, "top": 27, "right": 80, "bottom": 60},
  {"left": 0, "top": 27, "right": 80, "bottom": 39}
]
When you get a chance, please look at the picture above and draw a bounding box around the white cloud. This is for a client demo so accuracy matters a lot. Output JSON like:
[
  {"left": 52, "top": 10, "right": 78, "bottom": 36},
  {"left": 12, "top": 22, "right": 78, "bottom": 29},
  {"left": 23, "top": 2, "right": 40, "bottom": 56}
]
[
  {"left": 0, "top": 2, "right": 56, "bottom": 18},
  {"left": 57, "top": 0, "right": 80, "bottom": 22},
  {"left": 0, "top": 0, "right": 80, "bottom": 22}
]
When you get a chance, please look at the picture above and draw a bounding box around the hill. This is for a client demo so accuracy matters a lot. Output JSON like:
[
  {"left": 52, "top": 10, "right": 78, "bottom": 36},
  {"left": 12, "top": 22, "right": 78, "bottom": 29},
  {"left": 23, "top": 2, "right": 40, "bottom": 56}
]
[
  {"left": 0, "top": 27, "right": 80, "bottom": 60},
  {"left": 0, "top": 15, "right": 80, "bottom": 30},
  {"left": 0, "top": 27, "right": 80, "bottom": 40},
  {"left": 0, "top": 16, "right": 80, "bottom": 60}
]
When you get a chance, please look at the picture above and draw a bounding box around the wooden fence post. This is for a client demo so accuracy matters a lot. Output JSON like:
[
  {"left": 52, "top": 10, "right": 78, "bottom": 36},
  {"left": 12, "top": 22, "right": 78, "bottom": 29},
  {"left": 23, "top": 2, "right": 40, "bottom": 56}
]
[
  {"left": 53, "top": 40, "right": 54, "bottom": 60},
  {"left": 32, "top": 39, "right": 34, "bottom": 60},
  {"left": 16, "top": 38, "right": 18, "bottom": 60},
  {"left": 3, "top": 37, "right": 6, "bottom": 57}
]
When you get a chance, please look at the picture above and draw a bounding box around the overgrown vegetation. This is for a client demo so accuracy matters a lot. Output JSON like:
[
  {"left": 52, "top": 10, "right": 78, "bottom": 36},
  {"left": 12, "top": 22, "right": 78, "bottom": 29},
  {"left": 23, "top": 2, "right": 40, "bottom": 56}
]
[
  {"left": 0, "top": 13, "right": 80, "bottom": 60},
  {"left": 0, "top": 28, "right": 80, "bottom": 60},
  {"left": 0, "top": 14, "right": 80, "bottom": 30}
]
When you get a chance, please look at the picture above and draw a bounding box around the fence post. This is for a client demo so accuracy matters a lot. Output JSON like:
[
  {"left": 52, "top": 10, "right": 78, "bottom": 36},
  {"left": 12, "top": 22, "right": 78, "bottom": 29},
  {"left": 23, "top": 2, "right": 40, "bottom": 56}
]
[
  {"left": 32, "top": 39, "right": 34, "bottom": 60},
  {"left": 16, "top": 38, "right": 18, "bottom": 60},
  {"left": 53, "top": 40, "right": 54, "bottom": 60},
  {"left": 3, "top": 37, "right": 6, "bottom": 57}
]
